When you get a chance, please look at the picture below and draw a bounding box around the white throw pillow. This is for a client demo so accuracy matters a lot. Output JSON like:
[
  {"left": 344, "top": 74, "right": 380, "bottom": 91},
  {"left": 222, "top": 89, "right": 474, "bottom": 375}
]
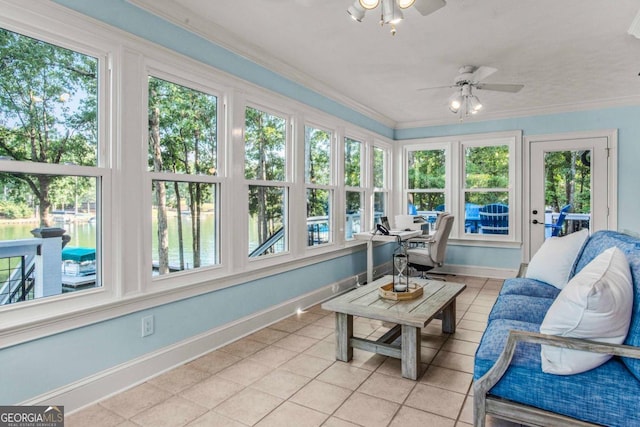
[
  {"left": 526, "top": 228, "right": 589, "bottom": 289},
  {"left": 540, "top": 247, "right": 633, "bottom": 375}
]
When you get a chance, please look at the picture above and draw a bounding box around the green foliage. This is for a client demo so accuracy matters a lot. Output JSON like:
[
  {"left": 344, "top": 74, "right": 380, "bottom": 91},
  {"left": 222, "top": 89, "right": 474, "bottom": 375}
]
[
  {"left": 305, "top": 126, "right": 331, "bottom": 185},
  {"left": 373, "top": 147, "right": 385, "bottom": 188},
  {"left": 0, "top": 200, "right": 32, "bottom": 219},
  {"left": 0, "top": 27, "right": 98, "bottom": 225},
  {"left": 465, "top": 145, "right": 509, "bottom": 189},
  {"left": 544, "top": 151, "right": 590, "bottom": 213},
  {"left": 407, "top": 149, "right": 445, "bottom": 190},
  {"left": 244, "top": 106, "right": 285, "bottom": 181},
  {"left": 344, "top": 137, "right": 361, "bottom": 187}
]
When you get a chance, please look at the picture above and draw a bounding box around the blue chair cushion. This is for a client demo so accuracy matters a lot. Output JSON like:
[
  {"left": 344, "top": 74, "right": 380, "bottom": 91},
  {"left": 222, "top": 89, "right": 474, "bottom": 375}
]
[
  {"left": 499, "top": 277, "right": 561, "bottom": 299},
  {"left": 474, "top": 319, "right": 640, "bottom": 427},
  {"left": 488, "top": 294, "right": 555, "bottom": 324}
]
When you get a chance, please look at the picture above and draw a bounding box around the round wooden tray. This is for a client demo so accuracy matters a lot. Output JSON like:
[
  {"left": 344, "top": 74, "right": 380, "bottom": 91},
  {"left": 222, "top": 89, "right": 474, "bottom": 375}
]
[{"left": 378, "top": 282, "right": 423, "bottom": 301}]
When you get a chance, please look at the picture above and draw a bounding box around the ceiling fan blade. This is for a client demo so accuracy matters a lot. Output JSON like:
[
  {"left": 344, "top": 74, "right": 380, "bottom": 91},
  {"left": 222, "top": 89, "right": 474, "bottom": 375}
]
[
  {"left": 475, "top": 83, "right": 524, "bottom": 93},
  {"left": 417, "top": 84, "right": 455, "bottom": 91},
  {"left": 413, "top": 0, "right": 446, "bottom": 16},
  {"left": 470, "top": 66, "right": 497, "bottom": 82}
]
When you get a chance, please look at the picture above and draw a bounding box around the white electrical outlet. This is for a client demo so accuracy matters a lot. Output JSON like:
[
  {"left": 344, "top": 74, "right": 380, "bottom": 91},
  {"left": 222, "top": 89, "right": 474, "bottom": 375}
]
[{"left": 141, "top": 315, "right": 154, "bottom": 337}]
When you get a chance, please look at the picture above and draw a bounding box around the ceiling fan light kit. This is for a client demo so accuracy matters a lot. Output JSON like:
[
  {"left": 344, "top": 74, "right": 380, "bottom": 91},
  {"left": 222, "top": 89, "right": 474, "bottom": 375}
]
[{"left": 348, "top": 0, "right": 446, "bottom": 35}]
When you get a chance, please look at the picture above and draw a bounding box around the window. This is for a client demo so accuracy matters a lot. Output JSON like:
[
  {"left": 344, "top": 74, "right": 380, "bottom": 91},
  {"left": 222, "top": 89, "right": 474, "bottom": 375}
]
[
  {"left": 463, "top": 144, "right": 510, "bottom": 235},
  {"left": 402, "top": 132, "right": 520, "bottom": 243},
  {"left": 344, "top": 137, "right": 363, "bottom": 239},
  {"left": 305, "top": 125, "right": 333, "bottom": 246},
  {"left": 406, "top": 147, "right": 446, "bottom": 219},
  {"left": 373, "top": 145, "right": 388, "bottom": 226},
  {"left": 148, "top": 76, "right": 219, "bottom": 274},
  {"left": 245, "top": 106, "right": 288, "bottom": 256},
  {"left": 0, "top": 26, "right": 101, "bottom": 304}
]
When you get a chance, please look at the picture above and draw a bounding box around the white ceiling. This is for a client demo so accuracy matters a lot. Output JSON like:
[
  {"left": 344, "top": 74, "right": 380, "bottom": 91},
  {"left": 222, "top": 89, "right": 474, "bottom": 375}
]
[{"left": 132, "top": 0, "right": 640, "bottom": 128}]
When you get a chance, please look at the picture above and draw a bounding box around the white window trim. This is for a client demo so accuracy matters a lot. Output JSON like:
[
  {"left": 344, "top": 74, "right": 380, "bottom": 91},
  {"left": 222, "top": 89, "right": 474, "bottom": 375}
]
[{"left": 399, "top": 131, "right": 522, "bottom": 247}]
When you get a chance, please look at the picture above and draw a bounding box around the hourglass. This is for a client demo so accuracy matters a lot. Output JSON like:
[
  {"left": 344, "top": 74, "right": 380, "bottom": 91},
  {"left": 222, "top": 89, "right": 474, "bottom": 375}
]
[{"left": 393, "top": 252, "right": 409, "bottom": 292}]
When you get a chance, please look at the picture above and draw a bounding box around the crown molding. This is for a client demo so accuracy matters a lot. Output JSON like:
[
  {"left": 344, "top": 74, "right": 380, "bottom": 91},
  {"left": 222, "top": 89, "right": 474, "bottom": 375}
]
[
  {"left": 395, "top": 95, "right": 640, "bottom": 130},
  {"left": 126, "top": 0, "right": 396, "bottom": 129}
]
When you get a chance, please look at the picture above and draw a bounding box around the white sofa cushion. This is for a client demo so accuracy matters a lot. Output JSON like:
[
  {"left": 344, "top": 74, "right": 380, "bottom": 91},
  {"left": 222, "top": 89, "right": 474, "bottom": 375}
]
[
  {"left": 526, "top": 228, "right": 589, "bottom": 289},
  {"left": 540, "top": 247, "right": 633, "bottom": 375}
]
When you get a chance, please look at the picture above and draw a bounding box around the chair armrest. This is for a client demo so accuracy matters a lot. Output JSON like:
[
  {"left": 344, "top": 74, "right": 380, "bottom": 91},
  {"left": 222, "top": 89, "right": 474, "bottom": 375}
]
[
  {"left": 474, "top": 330, "right": 640, "bottom": 397},
  {"left": 407, "top": 236, "right": 434, "bottom": 248}
]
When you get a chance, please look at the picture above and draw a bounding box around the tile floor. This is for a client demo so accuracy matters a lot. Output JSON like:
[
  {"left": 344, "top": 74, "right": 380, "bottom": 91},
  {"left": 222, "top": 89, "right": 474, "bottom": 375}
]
[{"left": 67, "top": 275, "right": 521, "bottom": 427}]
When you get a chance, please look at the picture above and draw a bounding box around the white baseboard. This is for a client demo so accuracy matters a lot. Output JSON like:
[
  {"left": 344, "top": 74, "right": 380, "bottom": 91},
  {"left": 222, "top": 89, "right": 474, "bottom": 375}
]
[
  {"left": 20, "top": 276, "right": 358, "bottom": 413},
  {"left": 434, "top": 263, "right": 516, "bottom": 280}
]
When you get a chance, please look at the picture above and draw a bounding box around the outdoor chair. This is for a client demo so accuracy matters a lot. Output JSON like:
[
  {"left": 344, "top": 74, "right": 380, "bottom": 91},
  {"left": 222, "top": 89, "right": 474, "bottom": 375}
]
[{"left": 479, "top": 203, "right": 509, "bottom": 234}]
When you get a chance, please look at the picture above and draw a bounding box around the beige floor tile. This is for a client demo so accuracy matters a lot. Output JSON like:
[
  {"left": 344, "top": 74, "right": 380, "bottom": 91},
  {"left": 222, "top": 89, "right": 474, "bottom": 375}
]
[
  {"left": 218, "top": 337, "right": 268, "bottom": 358},
  {"left": 214, "top": 387, "right": 283, "bottom": 426},
  {"left": 148, "top": 364, "right": 211, "bottom": 393},
  {"left": 249, "top": 327, "right": 290, "bottom": 344},
  {"left": 248, "top": 344, "right": 299, "bottom": 368},
  {"left": 273, "top": 333, "right": 318, "bottom": 353},
  {"left": 99, "top": 382, "right": 172, "bottom": 419},
  {"left": 458, "top": 319, "right": 487, "bottom": 332},
  {"left": 294, "top": 311, "right": 326, "bottom": 324},
  {"left": 432, "top": 351, "right": 475, "bottom": 373},
  {"left": 271, "top": 318, "right": 306, "bottom": 333},
  {"left": 420, "top": 345, "right": 439, "bottom": 364},
  {"left": 290, "top": 379, "right": 352, "bottom": 414},
  {"left": 389, "top": 406, "right": 456, "bottom": 427},
  {"left": 405, "top": 383, "right": 465, "bottom": 420},
  {"left": 466, "top": 304, "right": 493, "bottom": 315},
  {"left": 179, "top": 376, "right": 245, "bottom": 409},
  {"left": 277, "top": 353, "right": 332, "bottom": 379},
  {"left": 187, "top": 349, "right": 242, "bottom": 374},
  {"left": 357, "top": 372, "right": 416, "bottom": 403},
  {"left": 451, "top": 328, "right": 484, "bottom": 344},
  {"left": 185, "top": 411, "right": 246, "bottom": 427},
  {"left": 303, "top": 338, "right": 336, "bottom": 360},
  {"left": 312, "top": 313, "right": 335, "bottom": 328},
  {"left": 216, "top": 358, "right": 273, "bottom": 386},
  {"left": 442, "top": 339, "right": 479, "bottom": 356},
  {"left": 347, "top": 348, "right": 387, "bottom": 371},
  {"left": 295, "top": 324, "right": 334, "bottom": 340},
  {"left": 463, "top": 311, "right": 489, "bottom": 322},
  {"left": 458, "top": 395, "right": 474, "bottom": 424},
  {"left": 317, "top": 362, "right": 372, "bottom": 390},
  {"left": 250, "top": 369, "right": 311, "bottom": 399},
  {"left": 375, "top": 356, "right": 402, "bottom": 377},
  {"left": 130, "top": 395, "right": 207, "bottom": 427},
  {"left": 66, "top": 404, "right": 125, "bottom": 427},
  {"left": 255, "top": 401, "right": 328, "bottom": 427},
  {"left": 420, "top": 333, "right": 447, "bottom": 349},
  {"left": 420, "top": 366, "right": 473, "bottom": 394},
  {"left": 321, "top": 417, "right": 360, "bottom": 427},
  {"left": 334, "top": 391, "right": 400, "bottom": 427}
]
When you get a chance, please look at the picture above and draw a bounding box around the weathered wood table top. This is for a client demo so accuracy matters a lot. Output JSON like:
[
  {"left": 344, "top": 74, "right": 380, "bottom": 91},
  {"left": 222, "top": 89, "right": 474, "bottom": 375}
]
[{"left": 322, "top": 275, "right": 466, "bottom": 328}]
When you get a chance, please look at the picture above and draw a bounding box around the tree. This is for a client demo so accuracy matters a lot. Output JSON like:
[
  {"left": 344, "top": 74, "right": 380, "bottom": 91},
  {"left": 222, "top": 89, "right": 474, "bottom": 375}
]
[
  {"left": 245, "top": 107, "right": 285, "bottom": 254},
  {"left": 148, "top": 77, "right": 217, "bottom": 273},
  {"left": 0, "top": 28, "right": 97, "bottom": 226}
]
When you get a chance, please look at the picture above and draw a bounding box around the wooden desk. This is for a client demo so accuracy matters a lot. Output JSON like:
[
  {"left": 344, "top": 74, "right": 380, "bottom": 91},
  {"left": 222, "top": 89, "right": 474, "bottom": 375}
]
[
  {"left": 354, "top": 230, "right": 422, "bottom": 283},
  {"left": 322, "top": 275, "right": 466, "bottom": 380}
]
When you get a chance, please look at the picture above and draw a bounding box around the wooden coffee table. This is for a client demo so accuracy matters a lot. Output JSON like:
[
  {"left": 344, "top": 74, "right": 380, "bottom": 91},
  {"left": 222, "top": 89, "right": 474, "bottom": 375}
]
[{"left": 321, "top": 275, "right": 466, "bottom": 380}]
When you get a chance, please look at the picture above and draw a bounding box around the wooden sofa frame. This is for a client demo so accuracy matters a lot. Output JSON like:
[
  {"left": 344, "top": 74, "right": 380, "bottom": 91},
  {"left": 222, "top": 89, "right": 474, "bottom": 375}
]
[{"left": 473, "top": 329, "right": 640, "bottom": 426}]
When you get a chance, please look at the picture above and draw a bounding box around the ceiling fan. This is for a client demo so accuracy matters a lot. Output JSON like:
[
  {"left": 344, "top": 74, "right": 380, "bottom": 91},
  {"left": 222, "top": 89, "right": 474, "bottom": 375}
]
[{"left": 420, "top": 65, "right": 524, "bottom": 118}]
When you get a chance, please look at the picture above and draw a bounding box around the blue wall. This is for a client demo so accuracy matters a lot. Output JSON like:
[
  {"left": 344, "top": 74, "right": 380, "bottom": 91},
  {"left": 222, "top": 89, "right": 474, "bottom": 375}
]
[{"left": 3, "top": 0, "right": 636, "bottom": 404}]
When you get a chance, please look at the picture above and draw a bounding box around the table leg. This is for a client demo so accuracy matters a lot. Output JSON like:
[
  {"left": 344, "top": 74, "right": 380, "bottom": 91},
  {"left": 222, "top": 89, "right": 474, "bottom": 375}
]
[
  {"left": 401, "top": 324, "right": 421, "bottom": 380},
  {"left": 336, "top": 312, "right": 353, "bottom": 362},
  {"left": 442, "top": 299, "right": 457, "bottom": 333}
]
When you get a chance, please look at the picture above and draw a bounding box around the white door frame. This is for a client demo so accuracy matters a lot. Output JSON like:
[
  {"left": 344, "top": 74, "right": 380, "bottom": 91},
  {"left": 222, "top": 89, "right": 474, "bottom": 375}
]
[{"left": 523, "top": 129, "right": 617, "bottom": 262}]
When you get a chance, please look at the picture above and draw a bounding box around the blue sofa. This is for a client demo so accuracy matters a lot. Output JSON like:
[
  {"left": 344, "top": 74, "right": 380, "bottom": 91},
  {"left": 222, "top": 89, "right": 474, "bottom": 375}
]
[{"left": 473, "top": 231, "right": 640, "bottom": 427}]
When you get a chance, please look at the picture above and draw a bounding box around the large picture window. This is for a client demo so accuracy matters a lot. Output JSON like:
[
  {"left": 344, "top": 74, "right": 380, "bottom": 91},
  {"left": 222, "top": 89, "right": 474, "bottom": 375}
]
[
  {"left": 0, "top": 27, "right": 101, "bottom": 304},
  {"left": 148, "top": 76, "right": 219, "bottom": 275},
  {"left": 344, "top": 137, "right": 363, "bottom": 239}
]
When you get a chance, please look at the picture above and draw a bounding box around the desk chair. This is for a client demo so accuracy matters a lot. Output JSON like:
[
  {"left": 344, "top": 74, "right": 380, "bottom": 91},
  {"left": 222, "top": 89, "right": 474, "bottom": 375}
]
[{"left": 407, "top": 214, "right": 454, "bottom": 279}]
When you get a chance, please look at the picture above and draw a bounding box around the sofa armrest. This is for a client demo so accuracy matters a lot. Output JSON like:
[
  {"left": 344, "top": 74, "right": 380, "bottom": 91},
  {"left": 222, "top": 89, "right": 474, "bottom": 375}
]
[
  {"left": 474, "top": 330, "right": 640, "bottom": 426},
  {"left": 475, "top": 330, "right": 640, "bottom": 396},
  {"left": 516, "top": 263, "right": 528, "bottom": 278}
]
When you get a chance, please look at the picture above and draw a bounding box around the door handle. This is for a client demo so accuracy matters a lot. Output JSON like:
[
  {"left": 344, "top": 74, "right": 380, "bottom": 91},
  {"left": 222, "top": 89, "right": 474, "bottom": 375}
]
[{"left": 532, "top": 219, "right": 542, "bottom": 225}]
